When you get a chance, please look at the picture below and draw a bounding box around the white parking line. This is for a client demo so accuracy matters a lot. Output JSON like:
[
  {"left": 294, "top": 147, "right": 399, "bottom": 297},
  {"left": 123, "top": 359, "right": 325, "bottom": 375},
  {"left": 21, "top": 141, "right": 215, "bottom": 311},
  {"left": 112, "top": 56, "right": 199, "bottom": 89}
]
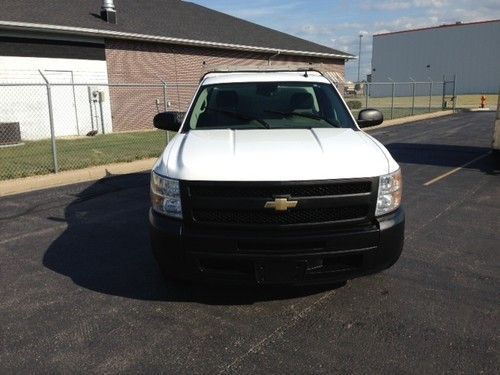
[{"left": 423, "top": 152, "right": 490, "bottom": 186}]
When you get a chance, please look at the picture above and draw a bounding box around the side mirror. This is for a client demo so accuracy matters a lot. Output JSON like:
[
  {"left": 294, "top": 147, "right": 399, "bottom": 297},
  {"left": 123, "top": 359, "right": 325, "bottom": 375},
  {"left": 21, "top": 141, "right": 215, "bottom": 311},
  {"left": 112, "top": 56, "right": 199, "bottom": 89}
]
[
  {"left": 357, "top": 109, "right": 383, "bottom": 128},
  {"left": 153, "top": 112, "right": 184, "bottom": 131}
]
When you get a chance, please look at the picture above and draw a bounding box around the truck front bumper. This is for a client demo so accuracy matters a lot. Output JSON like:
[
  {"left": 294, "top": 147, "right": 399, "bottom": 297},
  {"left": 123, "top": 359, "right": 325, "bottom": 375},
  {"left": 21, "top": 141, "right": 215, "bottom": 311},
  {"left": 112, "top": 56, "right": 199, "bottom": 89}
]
[{"left": 149, "top": 208, "right": 405, "bottom": 285}]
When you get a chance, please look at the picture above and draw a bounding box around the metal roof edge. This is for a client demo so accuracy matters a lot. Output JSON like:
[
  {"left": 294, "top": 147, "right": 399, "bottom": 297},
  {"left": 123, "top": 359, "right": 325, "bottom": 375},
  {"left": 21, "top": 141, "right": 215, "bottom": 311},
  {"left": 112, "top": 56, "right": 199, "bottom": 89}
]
[
  {"left": 374, "top": 18, "right": 500, "bottom": 37},
  {"left": 0, "top": 21, "right": 354, "bottom": 60}
]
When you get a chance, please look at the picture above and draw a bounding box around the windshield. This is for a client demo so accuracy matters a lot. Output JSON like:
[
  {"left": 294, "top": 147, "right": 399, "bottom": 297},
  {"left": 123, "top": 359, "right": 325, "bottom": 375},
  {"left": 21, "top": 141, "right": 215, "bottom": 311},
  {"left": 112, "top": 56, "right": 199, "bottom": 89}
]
[{"left": 184, "top": 81, "right": 356, "bottom": 131}]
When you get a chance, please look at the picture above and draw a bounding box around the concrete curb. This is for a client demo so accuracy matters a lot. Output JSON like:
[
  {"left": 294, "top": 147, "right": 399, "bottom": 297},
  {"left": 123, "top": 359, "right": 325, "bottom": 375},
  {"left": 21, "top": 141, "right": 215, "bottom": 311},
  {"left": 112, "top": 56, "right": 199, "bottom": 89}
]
[
  {"left": 460, "top": 107, "right": 494, "bottom": 112},
  {"left": 365, "top": 110, "right": 454, "bottom": 131},
  {"left": 0, "top": 158, "right": 156, "bottom": 197}
]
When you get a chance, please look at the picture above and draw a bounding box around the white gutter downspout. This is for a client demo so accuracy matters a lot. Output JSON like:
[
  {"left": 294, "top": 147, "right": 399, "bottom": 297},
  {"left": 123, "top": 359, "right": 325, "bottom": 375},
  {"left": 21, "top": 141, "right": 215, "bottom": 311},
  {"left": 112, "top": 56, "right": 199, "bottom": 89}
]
[{"left": 268, "top": 50, "right": 281, "bottom": 66}]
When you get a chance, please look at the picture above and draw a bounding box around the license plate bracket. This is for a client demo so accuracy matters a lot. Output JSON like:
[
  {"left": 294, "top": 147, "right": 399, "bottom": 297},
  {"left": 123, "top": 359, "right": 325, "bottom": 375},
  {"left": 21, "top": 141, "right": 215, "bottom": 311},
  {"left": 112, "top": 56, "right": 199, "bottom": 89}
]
[{"left": 255, "top": 260, "right": 306, "bottom": 284}]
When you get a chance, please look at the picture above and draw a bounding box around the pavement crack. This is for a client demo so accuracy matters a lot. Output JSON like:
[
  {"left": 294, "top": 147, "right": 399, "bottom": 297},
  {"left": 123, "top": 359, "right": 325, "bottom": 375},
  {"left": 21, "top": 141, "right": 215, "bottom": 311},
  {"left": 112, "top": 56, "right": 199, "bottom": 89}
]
[{"left": 404, "top": 178, "right": 488, "bottom": 242}]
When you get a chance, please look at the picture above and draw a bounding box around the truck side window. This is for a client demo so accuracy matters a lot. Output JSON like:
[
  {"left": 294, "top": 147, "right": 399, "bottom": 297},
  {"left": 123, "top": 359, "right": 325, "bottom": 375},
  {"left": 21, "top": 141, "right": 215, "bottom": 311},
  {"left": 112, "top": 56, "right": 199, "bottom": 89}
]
[{"left": 189, "top": 88, "right": 210, "bottom": 128}]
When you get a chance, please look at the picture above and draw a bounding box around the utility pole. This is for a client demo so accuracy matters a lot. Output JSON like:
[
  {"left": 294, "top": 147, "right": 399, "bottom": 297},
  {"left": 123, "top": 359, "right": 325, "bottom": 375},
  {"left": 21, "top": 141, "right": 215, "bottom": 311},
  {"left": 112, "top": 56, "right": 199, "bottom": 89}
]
[{"left": 357, "top": 34, "right": 363, "bottom": 83}]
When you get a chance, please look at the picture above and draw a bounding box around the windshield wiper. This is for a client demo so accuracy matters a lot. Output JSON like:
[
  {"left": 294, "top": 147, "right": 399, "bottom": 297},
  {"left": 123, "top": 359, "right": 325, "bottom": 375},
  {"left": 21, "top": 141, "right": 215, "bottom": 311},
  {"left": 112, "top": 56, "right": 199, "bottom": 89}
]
[
  {"left": 264, "top": 110, "right": 340, "bottom": 128},
  {"left": 206, "top": 107, "right": 270, "bottom": 129}
]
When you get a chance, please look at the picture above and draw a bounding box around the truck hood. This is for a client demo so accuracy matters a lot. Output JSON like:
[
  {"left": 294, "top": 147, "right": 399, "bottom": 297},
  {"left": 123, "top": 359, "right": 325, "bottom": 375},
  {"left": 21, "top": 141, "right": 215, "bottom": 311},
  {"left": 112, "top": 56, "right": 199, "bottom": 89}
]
[{"left": 155, "top": 128, "right": 396, "bottom": 181}]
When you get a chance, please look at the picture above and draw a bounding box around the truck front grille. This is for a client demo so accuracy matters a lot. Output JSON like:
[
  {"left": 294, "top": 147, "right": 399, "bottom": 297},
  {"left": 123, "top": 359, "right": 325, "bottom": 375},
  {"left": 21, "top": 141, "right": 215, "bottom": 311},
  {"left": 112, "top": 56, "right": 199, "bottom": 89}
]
[
  {"left": 183, "top": 179, "right": 377, "bottom": 228},
  {"left": 189, "top": 181, "right": 371, "bottom": 198},
  {"left": 192, "top": 206, "right": 369, "bottom": 225}
]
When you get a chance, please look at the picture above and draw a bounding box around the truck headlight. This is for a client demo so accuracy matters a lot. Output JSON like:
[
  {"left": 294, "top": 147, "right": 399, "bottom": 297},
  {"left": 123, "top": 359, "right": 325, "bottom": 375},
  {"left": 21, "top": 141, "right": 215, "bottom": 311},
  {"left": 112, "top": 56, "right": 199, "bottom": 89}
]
[
  {"left": 150, "top": 172, "right": 182, "bottom": 219},
  {"left": 376, "top": 169, "right": 402, "bottom": 216}
]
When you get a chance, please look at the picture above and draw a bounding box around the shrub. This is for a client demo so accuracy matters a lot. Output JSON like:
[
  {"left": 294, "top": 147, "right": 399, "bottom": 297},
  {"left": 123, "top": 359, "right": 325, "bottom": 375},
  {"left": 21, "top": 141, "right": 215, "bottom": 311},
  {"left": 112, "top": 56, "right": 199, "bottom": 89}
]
[{"left": 346, "top": 100, "right": 362, "bottom": 110}]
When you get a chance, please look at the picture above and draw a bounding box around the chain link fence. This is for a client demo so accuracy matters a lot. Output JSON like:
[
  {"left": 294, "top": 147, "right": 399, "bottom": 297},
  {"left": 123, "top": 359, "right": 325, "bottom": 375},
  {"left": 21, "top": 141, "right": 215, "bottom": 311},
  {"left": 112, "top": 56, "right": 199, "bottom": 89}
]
[
  {"left": 0, "top": 81, "right": 199, "bottom": 181},
  {"left": 344, "top": 78, "right": 456, "bottom": 120},
  {"left": 1, "top": 77, "right": 457, "bottom": 181}
]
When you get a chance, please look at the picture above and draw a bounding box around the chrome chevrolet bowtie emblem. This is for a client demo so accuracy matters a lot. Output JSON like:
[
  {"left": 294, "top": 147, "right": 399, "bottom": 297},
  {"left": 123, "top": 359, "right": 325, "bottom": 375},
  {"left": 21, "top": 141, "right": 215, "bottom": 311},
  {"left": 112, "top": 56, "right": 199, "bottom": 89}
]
[{"left": 264, "top": 197, "right": 298, "bottom": 211}]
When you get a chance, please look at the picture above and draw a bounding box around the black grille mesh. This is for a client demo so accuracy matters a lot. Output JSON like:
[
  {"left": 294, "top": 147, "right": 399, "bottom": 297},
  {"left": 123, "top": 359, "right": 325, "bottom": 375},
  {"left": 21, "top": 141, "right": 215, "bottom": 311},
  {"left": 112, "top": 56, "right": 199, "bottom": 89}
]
[
  {"left": 193, "top": 206, "right": 369, "bottom": 225},
  {"left": 189, "top": 181, "right": 371, "bottom": 198}
]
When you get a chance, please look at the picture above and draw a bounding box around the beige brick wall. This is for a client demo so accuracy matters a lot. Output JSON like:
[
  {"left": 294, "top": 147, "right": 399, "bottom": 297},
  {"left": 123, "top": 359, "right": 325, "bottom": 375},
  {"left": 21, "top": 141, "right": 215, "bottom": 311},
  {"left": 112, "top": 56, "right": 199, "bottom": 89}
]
[{"left": 105, "top": 39, "right": 345, "bottom": 132}]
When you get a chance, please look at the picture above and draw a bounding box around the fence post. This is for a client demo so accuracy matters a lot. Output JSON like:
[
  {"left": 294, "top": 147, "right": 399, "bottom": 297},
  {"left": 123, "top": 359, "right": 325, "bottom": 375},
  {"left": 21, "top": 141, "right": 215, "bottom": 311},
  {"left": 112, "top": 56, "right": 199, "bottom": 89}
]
[
  {"left": 391, "top": 82, "right": 395, "bottom": 119},
  {"left": 163, "top": 82, "right": 168, "bottom": 112},
  {"left": 365, "top": 83, "right": 369, "bottom": 108},
  {"left": 442, "top": 75, "right": 446, "bottom": 110},
  {"left": 98, "top": 92, "right": 105, "bottom": 134},
  {"left": 88, "top": 86, "right": 95, "bottom": 131},
  {"left": 428, "top": 81, "right": 433, "bottom": 113},
  {"left": 39, "top": 70, "right": 59, "bottom": 173},
  {"left": 163, "top": 82, "right": 170, "bottom": 144},
  {"left": 70, "top": 71, "right": 80, "bottom": 136},
  {"left": 452, "top": 74, "right": 457, "bottom": 112},
  {"left": 411, "top": 81, "right": 416, "bottom": 116}
]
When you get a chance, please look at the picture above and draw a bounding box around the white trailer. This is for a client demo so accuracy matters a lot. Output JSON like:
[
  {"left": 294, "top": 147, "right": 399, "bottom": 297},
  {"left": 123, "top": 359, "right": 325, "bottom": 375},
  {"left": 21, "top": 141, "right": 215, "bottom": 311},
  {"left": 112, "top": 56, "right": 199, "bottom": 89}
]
[{"left": 493, "top": 95, "right": 500, "bottom": 155}]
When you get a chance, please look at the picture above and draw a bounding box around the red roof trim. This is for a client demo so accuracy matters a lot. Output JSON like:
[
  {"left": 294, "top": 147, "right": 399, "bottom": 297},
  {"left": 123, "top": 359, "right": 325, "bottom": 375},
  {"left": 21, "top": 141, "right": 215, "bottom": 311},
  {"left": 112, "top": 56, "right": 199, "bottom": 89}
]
[{"left": 373, "top": 19, "right": 500, "bottom": 37}]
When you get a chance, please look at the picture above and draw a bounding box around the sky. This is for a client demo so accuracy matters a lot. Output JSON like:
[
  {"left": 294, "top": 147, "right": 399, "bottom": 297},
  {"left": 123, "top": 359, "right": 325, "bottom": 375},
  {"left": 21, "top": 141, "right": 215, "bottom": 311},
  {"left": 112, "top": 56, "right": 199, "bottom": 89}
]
[{"left": 190, "top": 0, "right": 500, "bottom": 81}]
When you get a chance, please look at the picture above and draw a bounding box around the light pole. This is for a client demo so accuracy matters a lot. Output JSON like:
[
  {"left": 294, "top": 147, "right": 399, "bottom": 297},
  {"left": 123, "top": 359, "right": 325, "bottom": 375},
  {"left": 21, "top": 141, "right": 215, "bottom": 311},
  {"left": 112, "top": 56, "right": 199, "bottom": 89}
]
[{"left": 357, "top": 34, "right": 363, "bottom": 83}]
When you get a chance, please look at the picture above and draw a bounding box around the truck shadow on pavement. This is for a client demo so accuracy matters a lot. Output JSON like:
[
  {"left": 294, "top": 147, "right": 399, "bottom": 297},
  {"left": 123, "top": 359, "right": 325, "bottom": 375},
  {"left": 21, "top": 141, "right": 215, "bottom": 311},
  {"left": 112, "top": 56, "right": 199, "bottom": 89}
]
[
  {"left": 385, "top": 143, "right": 499, "bottom": 174},
  {"left": 42, "top": 173, "right": 339, "bottom": 305}
]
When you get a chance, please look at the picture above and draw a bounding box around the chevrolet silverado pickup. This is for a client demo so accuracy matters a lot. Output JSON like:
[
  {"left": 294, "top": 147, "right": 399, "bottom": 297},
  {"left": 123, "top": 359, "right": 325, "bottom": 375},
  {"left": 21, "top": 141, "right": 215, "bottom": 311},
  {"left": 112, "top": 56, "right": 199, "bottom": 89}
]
[{"left": 149, "top": 68, "right": 404, "bottom": 285}]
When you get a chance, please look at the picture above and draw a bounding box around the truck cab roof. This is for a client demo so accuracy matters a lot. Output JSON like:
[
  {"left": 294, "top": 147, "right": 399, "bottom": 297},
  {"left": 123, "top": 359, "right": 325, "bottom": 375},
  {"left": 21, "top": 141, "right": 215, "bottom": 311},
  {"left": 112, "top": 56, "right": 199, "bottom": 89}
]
[{"left": 202, "top": 70, "right": 331, "bottom": 86}]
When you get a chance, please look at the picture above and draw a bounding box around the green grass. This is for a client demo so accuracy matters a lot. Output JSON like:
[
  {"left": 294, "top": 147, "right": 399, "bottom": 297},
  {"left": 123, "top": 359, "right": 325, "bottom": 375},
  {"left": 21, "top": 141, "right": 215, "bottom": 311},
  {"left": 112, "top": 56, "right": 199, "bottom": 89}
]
[
  {"left": 348, "top": 94, "right": 499, "bottom": 110},
  {"left": 0, "top": 130, "right": 168, "bottom": 180},
  {"left": 347, "top": 93, "right": 498, "bottom": 120},
  {"left": 455, "top": 94, "right": 499, "bottom": 108},
  {"left": 350, "top": 106, "right": 443, "bottom": 120}
]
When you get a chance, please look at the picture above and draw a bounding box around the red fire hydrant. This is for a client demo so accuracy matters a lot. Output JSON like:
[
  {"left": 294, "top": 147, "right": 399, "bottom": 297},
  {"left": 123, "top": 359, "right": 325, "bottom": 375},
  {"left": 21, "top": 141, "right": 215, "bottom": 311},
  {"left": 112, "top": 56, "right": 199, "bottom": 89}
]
[{"left": 480, "top": 95, "right": 487, "bottom": 108}]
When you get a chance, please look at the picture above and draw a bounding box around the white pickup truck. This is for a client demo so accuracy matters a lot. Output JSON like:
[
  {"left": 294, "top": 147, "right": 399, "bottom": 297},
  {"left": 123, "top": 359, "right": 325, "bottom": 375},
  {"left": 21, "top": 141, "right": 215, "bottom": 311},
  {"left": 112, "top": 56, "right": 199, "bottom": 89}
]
[{"left": 149, "top": 68, "right": 404, "bottom": 285}]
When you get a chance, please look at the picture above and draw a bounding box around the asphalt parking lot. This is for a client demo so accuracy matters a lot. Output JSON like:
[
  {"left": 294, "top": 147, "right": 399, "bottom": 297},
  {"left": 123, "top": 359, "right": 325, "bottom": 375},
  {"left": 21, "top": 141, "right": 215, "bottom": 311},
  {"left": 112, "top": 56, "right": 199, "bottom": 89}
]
[{"left": 1, "top": 112, "right": 498, "bottom": 373}]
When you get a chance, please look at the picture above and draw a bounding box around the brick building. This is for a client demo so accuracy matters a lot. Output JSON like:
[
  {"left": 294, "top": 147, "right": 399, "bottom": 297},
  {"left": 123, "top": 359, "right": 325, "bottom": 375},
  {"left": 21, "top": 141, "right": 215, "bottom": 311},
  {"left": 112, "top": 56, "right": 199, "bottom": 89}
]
[{"left": 1, "top": 0, "right": 352, "bottom": 136}]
